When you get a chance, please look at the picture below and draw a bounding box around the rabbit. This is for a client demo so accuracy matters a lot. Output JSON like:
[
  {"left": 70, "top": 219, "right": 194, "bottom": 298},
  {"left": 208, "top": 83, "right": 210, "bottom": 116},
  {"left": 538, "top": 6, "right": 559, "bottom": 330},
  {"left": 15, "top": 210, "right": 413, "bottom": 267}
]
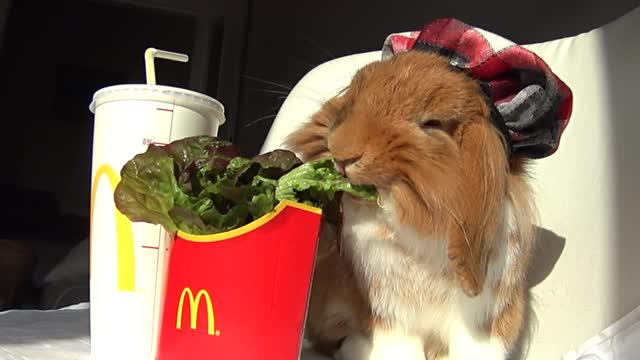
[
  {"left": 285, "top": 49, "right": 538, "bottom": 360},
  {"left": 302, "top": 218, "right": 370, "bottom": 357}
]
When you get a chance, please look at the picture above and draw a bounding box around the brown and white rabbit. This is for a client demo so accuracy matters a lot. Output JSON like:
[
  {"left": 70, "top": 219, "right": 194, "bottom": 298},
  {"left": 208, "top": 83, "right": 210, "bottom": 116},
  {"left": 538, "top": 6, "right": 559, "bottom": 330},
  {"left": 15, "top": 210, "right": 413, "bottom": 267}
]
[
  {"left": 302, "top": 218, "right": 370, "bottom": 357},
  {"left": 286, "top": 50, "right": 539, "bottom": 360}
]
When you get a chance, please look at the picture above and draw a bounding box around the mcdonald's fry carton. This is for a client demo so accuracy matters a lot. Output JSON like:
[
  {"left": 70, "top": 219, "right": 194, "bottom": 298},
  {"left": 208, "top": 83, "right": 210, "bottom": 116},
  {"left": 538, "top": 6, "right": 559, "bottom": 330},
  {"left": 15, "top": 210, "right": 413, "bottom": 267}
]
[
  {"left": 88, "top": 84, "right": 225, "bottom": 360},
  {"left": 156, "top": 200, "right": 322, "bottom": 360}
]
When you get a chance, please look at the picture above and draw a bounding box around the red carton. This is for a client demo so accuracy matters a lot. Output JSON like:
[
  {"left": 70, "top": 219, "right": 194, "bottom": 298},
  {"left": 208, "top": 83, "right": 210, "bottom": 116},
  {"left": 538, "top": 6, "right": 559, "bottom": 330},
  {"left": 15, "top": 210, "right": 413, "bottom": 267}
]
[{"left": 156, "top": 200, "right": 322, "bottom": 360}]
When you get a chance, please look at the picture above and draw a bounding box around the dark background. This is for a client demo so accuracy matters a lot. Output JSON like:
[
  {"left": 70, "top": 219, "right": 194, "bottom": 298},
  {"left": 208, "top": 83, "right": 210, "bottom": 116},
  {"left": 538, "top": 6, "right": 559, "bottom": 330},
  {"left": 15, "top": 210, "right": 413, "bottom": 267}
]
[{"left": 0, "top": 0, "right": 637, "bottom": 309}]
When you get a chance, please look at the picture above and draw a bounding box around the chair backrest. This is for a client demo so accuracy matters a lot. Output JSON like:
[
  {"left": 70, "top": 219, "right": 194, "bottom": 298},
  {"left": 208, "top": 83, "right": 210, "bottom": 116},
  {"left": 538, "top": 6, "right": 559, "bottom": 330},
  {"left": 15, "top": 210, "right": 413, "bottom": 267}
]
[{"left": 262, "top": 7, "right": 640, "bottom": 359}]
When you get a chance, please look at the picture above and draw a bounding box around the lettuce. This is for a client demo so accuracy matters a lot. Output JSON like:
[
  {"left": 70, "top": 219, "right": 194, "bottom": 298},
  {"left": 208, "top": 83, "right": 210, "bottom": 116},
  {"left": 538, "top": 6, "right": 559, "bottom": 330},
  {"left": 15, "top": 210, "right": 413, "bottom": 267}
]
[
  {"left": 114, "top": 136, "right": 377, "bottom": 235},
  {"left": 276, "top": 159, "right": 377, "bottom": 206}
]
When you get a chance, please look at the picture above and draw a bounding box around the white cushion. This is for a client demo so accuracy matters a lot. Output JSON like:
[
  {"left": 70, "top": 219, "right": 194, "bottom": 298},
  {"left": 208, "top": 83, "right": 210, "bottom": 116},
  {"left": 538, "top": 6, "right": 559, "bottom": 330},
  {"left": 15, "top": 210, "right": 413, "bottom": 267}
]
[{"left": 262, "top": 6, "right": 640, "bottom": 359}]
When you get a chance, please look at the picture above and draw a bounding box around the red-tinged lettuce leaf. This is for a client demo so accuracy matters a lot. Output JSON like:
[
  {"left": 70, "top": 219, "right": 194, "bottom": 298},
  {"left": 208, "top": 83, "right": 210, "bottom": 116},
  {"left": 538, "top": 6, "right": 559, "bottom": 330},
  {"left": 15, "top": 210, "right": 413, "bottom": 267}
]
[
  {"left": 114, "top": 138, "right": 291, "bottom": 234},
  {"left": 114, "top": 135, "right": 377, "bottom": 236},
  {"left": 168, "top": 136, "right": 240, "bottom": 195},
  {"left": 251, "top": 149, "right": 303, "bottom": 179},
  {"left": 165, "top": 135, "right": 240, "bottom": 172},
  {"left": 114, "top": 145, "right": 182, "bottom": 232}
]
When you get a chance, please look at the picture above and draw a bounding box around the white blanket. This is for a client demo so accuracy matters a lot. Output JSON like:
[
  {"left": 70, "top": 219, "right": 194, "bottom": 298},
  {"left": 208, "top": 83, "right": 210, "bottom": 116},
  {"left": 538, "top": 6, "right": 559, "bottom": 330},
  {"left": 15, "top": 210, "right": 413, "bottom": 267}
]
[
  {"left": 0, "top": 303, "right": 329, "bottom": 360},
  {"left": 0, "top": 303, "right": 90, "bottom": 360},
  {"left": 563, "top": 304, "right": 640, "bottom": 360},
  {"left": 4, "top": 302, "right": 639, "bottom": 360}
]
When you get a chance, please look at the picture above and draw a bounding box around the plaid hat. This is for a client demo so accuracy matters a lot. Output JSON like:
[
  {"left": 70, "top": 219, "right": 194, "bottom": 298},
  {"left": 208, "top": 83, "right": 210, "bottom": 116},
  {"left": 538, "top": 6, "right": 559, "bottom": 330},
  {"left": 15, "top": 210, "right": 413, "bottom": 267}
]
[{"left": 382, "top": 18, "right": 573, "bottom": 159}]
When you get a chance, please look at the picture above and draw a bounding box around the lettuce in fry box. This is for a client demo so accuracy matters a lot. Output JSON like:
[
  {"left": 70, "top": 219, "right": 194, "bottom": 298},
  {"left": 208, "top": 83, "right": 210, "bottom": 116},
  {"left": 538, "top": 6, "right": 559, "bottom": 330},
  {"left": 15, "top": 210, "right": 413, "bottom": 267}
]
[{"left": 113, "top": 136, "right": 376, "bottom": 360}]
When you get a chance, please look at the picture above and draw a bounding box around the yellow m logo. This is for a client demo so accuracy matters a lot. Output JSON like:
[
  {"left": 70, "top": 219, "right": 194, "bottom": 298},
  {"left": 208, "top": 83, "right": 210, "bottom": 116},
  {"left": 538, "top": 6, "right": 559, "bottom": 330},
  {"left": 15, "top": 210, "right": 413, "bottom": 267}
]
[
  {"left": 176, "top": 287, "right": 218, "bottom": 336},
  {"left": 90, "top": 164, "right": 135, "bottom": 292}
]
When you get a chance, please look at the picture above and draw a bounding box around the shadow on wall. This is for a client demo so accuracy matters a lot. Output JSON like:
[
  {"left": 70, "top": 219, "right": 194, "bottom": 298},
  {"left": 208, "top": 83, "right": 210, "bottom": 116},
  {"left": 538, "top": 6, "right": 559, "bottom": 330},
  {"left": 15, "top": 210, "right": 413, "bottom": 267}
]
[
  {"left": 512, "top": 227, "right": 567, "bottom": 360},
  {"left": 603, "top": 8, "right": 640, "bottom": 331}
]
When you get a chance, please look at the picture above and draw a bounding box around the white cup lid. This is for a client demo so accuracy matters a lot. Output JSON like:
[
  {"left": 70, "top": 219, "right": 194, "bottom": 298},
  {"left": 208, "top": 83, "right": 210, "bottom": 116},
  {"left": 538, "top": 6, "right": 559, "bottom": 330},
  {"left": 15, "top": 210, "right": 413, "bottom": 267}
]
[{"left": 89, "top": 84, "right": 226, "bottom": 125}]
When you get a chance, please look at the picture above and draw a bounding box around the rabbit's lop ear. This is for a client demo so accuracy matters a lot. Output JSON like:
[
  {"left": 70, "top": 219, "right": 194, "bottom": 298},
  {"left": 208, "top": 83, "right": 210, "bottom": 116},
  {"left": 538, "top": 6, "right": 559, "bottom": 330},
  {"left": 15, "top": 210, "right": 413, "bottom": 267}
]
[
  {"left": 447, "top": 118, "right": 509, "bottom": 297},
  {"left": 285, "top": 96, "right": 347, "bottom": 161}
]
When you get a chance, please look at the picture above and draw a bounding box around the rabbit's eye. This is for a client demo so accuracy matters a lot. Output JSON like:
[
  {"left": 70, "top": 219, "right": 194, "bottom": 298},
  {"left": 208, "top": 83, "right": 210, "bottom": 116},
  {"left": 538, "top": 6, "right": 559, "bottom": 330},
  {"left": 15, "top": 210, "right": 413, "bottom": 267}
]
[{"left": 420, "top": 119, "right": 444, "bottom": 130}]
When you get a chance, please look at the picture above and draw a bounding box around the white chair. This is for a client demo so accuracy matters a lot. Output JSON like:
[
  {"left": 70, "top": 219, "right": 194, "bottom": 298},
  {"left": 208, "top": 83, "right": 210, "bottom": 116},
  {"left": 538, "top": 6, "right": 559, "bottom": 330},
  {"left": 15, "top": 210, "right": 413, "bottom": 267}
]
[{"left": 263, "top": 7, "right": 640, "bottom": 359}]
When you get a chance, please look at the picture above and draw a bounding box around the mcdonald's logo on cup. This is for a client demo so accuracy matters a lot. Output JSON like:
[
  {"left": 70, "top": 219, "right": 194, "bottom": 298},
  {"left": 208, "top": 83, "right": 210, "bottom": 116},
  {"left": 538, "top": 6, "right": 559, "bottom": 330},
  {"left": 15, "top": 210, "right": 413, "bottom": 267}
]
[
  {"left": 176, "top": 287, "right": 220, "bottom": 336},
  {"left": 90, "top": 163, "right": 136, "bottom": 292}
]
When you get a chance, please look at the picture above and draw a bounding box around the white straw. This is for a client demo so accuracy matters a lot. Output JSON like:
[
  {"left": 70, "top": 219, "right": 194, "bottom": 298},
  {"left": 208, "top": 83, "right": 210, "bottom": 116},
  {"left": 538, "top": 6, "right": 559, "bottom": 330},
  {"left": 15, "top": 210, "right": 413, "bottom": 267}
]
[{"left": 144, "top": 48, "right": 189, "bottom": 85}]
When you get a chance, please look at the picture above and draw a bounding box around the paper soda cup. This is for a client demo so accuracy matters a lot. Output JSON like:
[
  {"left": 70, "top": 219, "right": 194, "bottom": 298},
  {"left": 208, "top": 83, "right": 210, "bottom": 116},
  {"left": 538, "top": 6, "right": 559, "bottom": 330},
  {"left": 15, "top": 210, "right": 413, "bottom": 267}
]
[{"left": 88, "top": 84, "right": 225, "bottom": 360}]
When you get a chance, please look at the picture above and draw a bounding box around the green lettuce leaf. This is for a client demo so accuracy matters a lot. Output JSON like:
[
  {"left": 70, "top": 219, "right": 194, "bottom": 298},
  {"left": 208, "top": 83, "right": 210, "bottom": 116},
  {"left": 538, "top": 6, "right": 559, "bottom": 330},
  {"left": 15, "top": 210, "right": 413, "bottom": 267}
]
[
  {"left": 114, "top": 136, "right": 377, "bottom": 235},
  {"left": 169, "top": 207, "right": 216, "bottom": 234},
  {"left": 114, "top": 137, "right": 241, "bottom": 234},
  {"left": 275, "top": 158, "right": 377, "bottom": 207}
]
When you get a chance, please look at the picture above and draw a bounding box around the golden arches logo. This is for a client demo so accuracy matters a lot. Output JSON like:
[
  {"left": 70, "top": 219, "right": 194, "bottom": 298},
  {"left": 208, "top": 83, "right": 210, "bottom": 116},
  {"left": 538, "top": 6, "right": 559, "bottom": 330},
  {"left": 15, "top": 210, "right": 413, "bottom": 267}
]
[
  {"left": 90, "top": 164, "right": 135, "bottom": 292},
  {"left": 176, "top": 287, "right": 219, "bottom": 336}
]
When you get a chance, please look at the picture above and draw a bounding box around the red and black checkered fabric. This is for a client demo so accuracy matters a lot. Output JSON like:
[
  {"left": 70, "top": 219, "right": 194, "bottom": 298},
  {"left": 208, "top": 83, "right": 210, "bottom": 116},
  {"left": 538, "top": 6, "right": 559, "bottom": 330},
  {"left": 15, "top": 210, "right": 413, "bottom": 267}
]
[{"left": 382, "top": 18, "right": 573, "bottom": 159}]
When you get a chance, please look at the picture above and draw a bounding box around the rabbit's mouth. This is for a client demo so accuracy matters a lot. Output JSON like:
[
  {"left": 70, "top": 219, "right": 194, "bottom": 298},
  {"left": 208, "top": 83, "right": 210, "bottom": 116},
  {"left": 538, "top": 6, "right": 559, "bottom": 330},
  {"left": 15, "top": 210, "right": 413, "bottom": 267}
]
[{"left": 333, "top": 155, "right": 362, "bottom": 177}]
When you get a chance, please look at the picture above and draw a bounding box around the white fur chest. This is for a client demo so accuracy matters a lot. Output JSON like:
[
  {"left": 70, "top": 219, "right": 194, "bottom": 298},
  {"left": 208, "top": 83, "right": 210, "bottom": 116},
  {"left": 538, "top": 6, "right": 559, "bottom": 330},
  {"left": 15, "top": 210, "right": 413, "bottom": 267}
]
[{"left": 340, "top": 196, "right": 512, "bottom": 336}]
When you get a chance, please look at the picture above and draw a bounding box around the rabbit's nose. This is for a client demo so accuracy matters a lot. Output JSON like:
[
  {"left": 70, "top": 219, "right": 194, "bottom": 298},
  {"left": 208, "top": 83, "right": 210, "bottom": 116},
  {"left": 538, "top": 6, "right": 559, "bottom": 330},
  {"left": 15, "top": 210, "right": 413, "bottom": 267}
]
[{"left": 334, "top": 156, "right": 361, "bottom": 176}]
